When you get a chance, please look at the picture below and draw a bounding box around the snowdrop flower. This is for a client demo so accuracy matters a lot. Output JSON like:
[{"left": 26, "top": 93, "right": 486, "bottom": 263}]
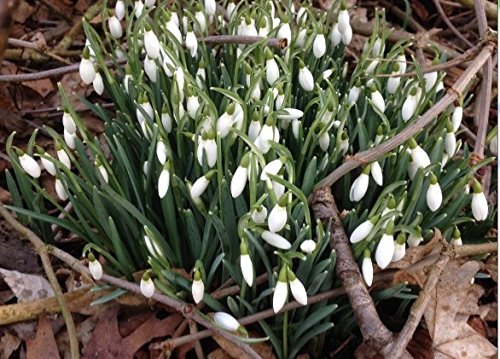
[
  {"left": 79, "top": 47, "right": 95, "bottom": 85},
  {"left": 407, "top": 227, "right": 423, "bottom": 248},
  {"left": 64, "top": 128, "right": 77, "bottom": 149},
  {"left": 441, "top": 152, "right": 449, "bottom": 169},
  {"left": 255, "top": 120, "right": 279, "bottom": 154},
  {"left": 426, "top": 173, "right": 442, "bottom": 212},
  {"left": 174, "top": 67, "right": 185, "bottom": 97},
  {"left": 166, "top": 12, "right": 182, "bottom": 44},
  {"left": 37, "top": 148, "right": 56, "bottom": 176},
  {"left": 262, "top": 230, "right": 291, "bottom": 250},
  {"left": 194, "top": 3, "right": 206, "bottom": 32},
  {"left": 338, "top": 5, "right": 350, "bottom": 33},
  {"left": 374, "top": 125, "right": 384, "bottom": 145},
  {"left": 341, "top": 24, "right": 352, "bottom": 45},
  {"left": 408, "top": 138, "right": 431, "bottom": 171},
  {"left": 217, "top": 103, "right": 235, "bottom": 138},
  {"left": 387, "top": 63, "right": 401, "bottom": 94},
  {"left": 347, "top": 82, "right": 361, "bottom": 105},
  {"left": 144, "top": 25, "right": 160, "bottom": 60},
  {"left": 296, "top": 28, "right": 307, "bottom": 48},
  {"left": 396, "top": 53, "right": 407, "bottom": 74},
  {"left": 226, "top": 0, "right": 236, "bottom": 19},
  {"left": 88, "top": 253, "right": 102, "bottom": 280},
  {"left": 136, "top": 94, "right": 154, "bottom": 123},
  {"left": 288, "top": 268, "right": 307, "bottom": 305},
  {"left": 330, "top": 23, "right": 342, "bottom": 47},
  {"left": 62, "top": 110, "right": 77, "bottom": 134},
  {"left": 248, "top": 113, "right": 261, "bottom": 141},
  {"left": 277, "top": 108, "right": 304, "bottom": 121},
  {"left": 276, "top": 18, "right": 291, "bottom": 46},
  {"left": 185, "top": 26, "right": 198, "bottom": 58},
  {"left": 268, "top": 197, "right": 288, "bottom": 232},
  {"left": 319, "top": 131, "right": 330, "bottom": 152},
  {"left": 471, "top": 179, "right": 488, "bottom": 221},
  {"left": 231, "top": 153, "right": 250, "bottom": 198},
  {"left": 140, "top": 272, "right": 155, "bottom": 298},
  {"left": 96, "top": 160, "right": 109, "bottom": 183},
  {"left": 402, "top": 87, "right": 419, "bottom": 121},
  {"left": 186, "top": 89, "right": 200, "bottom": 119},
  {"left": 161, "top": 105, "right": 172, "bottom": 133},
  {"left": 370, "top": 86, "right": 385, "bottom": 113},
  {"left": 258, "top": 16, "right": 270, "bottom": 37},
  {"left": 108, "top": 14, "right": 122, "bottom": 38},
  {"left": 375, "top": 220, "right": 395, "bottom": 269},
  {"left": 115, "top": 0, "right": 125, "bottom": 21},
  {"left": 214, "top": 312, "right": 246, "bottom": 334},
  {"left": 204, "top": 0, "right": 216, "bottom": 16},
  {"left": 350, "top": 165, "right": 370, "bottom": 202},
  {"left": 265, "top": 48, "right": 280, "bottom": 85},
  {"left": 452, "top": 105, "right": 463, "bottom": 132},
  {"left": 161, "top": 49, "right": 175, "bottom": 77},
  {"left": 444, "top": 121, "right": 456, "bottom": 156},
  {"left": 251, "top": 206, "right": 267, "bottom": 224},
  {"left": 339, "top": 131, "right": 349, "bottom": 155},
  {"left": 370, "top": 161, "right": 383, "bottom": 186},
  {"left": 191, "top": 171, "right": 214, "bottom": 199},
  {"left": 144, "top": 56, "right": 157, "bottom": 83},
  {"left": 300, "top": 239, "right": 317, "bottom": 254},
  {"left": 424, "top": 70, "right": 438, "bottom": 92},
  {"left": 93, "top": 72, "right": 104, "bottom": 95},
  {"left": 361, "top": 249, "right": 373, "bottom": 286},
  {"left": 313, "top": 31, "right": 326, "bottom": 58},
  {"left": 240, "top": 241, "right": 253, "bottom": 286},
  {"left": 298, "top": 61, "right": 314, "bottom": 92},
  {"left": 260, "top": 157, "right": 285, "bottom": 182},
  {"left": 134, "top": 0, "right": 144, "bottom": 17},
  {"left": 192, "top": 269, "right": 204, "bottom": 304},
  {"left": 55, "top": 177, "right": 68, "bottom": 201},
  {"left": 158, "top": 162, "right": 171, "bottom": 198},
  {"left": 371, "top": 37, "right": 384, "bottom": 56},
  {"left": 273, "top": 266, "right": 288, "bottom": 313},
  {"left": 274, "top": 86, "right": 285, "bottom": 110},
  {"left": 196, "top": 131, "right": 217, "bottom": 167},
  {"left": 450, "top": 227, "right": 462, "bottom": 246},
  {"left": 350, "top": 215, "right": 379, "bottom": 243},
  {"left": 56, "top": 144, "right": 71, "bottom": 169},
  {"left": 392, "top": 233, "right": 406, "bottom": 262}
]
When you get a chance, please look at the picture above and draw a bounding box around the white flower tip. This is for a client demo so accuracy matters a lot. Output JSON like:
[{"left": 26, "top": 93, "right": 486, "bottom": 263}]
[{"left": 300, "top": 239, "right": 317, "bottom": 254}]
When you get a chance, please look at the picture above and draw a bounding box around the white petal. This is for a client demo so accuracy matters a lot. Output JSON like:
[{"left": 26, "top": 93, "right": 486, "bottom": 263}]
[
  {"left": 471, "top": 192, "right": 488, "bottom": 221},
  {"left": 277, "top": 108, "right": 304, "bottom": 120},
  {"left": 371, "top": 91, "right": 385, "bottom": 113},
  {"left": 140, "top": 277, "right": 155, "bottom": 298},
  {"left": 55, "top": 178, "right": 68, "bottom": 201},
  {"left": 452, "top": 106, "right": 463, "bottom": 132},
  {"left": 251, "top": 206, "right": 267, "bottom": 224},
  {"left": 192, "top": 279, "right": 204, "bottom": 304},
  {"left": 313, "top": 34, "right": 326, "bottom": 58},
  {"left": 240, "top": 254, "right": 254, "bottom": 287},
  {"left": 411, "top": 146, "right": 431, "bottom": 169},
  {"left": 338, "top": 9, "right": 350, "bottom": 33},
  {"left": 361, "top": 257, "right": 373, "bottom": 286},
  {"left": 260, "top": 158, "right": 283, "bottom": 181},
  {"left": 266, "top": 59, "right": 280, "bottom": 85},
  {"left": 62, "top": 112, "right": 77, "bottom": 134},
  {"left": 156, "top": 141, "right": 167, "bottom": 164},
  {"left": 144, "top": 30, "right": 161, "bottom": 59},
  {"left": 109, "top": 15, "right": 123, "bottom": 38},
  {"left": 19, "top": 154, "right": 41, "bottom": 178},
  {"left": 392, "top": 242, "right": 406, "bottom": 262},
  {"left": 214, "top": 312, "right": 240, "bottom": 332},
  {"left": 57, "top": 149, "right": 71, "bottom": 169},
  {"left": 89, "top": 259, "right": 103, "bottom": 280},
  {"left": 299, "top": 66, "right": 314, "bottom": 92},
  {"left": 262, "top": 230, "right": 291, "bottom": 250},
  {"left": 444, "top": 132, "right": 456, "bottom": 156},
  {"left": 41, "top": 156, "right": 56, "bottom": 176},
  {"left": 64, "top": 129, "right": 77, "bottom": 150},
  {"left": 158, "top": 169, "right": 170, "bottom": 198},
  {"left": 370, "top": 162, "right": 383, "bottom": 186},
  {"left": 93, "top": 72, "right": 104, "bottom": 95},
  {"left": 231, "top": 166, "right": 248, "bottom": 198},
  {"left": 268, "top": 204, "right": 287, "bottom": 233},
  {"left": 79, "top": 58, "right": 95, "bottom": 85},
  {"left": 289, "top": 278, "right": 307, "bottom": 305},
  {"left": 350, "top": 220, "right": 374, "bottom": 243},
  {"left": 273, "top": 280, "right": 288, "bottom": 313},
  {"left": 407, "top": 234, "right": 423, "bottom": 248},
  {"left": 375, "top": 234, "right": 395, "bottom": 269},
  {"left": 426, "top": 182, "right": 442, "bottom": 212},
  {"left": 349, "top": 173, "right": 369, "bottom": 202},
  {"left": 191, "top": 176, "right": 210, "bottom": 199},
  {"left": 300, "top": 240, "right": 317, "bottom": 254}
]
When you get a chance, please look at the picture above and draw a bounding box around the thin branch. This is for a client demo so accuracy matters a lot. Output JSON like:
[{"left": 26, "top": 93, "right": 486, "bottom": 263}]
[
  {"left": 314, "top": 39, "right": 496, "bottom": 190},
  {"left": 36, "top": 0, "right": 72, "bottom": 23},
  {"left": 200, "top": 35, "right": 287, "bottom": 49},
  {"left": 455, "top": 0, "right": 497, "bottom": 21},
  {"left": 432, "top": 0, "right": 474, "bottom": 48},
  {"left": 7, "top": 37, "right": 72, "bottom": 64},
  {"left": 0, "top": 204, "right": 80, "bottom": 359}
]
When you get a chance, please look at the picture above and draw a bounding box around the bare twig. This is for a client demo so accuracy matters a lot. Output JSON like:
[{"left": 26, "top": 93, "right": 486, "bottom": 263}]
[
  {"left": 36, "top": 0, "right": 72, "bottom": 23},
  {"left": 314, "top": 39, "right": 496, "bottom": 190},
  {"left": 432, "top": 0, "right": 474, "bottom": 48},
  {"left": 188, "top": 320, "right": 205, "bottom": 359},
  {"left": 379, "top": 0, "right": 425, "bottom": 33},
  {"left": 200, "top": 35, "right": 287, "bottom": 49},
  {"left": 0, "top": 204, "right": 80, "bottom": 359},
  {"left": 455, "top": 0, "right": 497, "bottom": 21},
  {"left": 7, "top": 37, "right": 72, "bottom": 64}
]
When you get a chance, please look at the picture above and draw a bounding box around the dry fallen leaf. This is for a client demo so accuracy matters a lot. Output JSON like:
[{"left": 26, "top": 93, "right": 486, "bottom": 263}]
[
  {"left": 424, "top": 261, "right": 497, "bottom": 359},
  {"left": 212, "top": 331, "right": 276, "bottom": 359},
  {"left": 0, "top": 329, "right": 21, "bottom": 359},
  {"left": 26, "top": 315, "right": 60, "bottom": 359},
  {"left": 0, "top": 268, "right": 54, "bottom": 302}
]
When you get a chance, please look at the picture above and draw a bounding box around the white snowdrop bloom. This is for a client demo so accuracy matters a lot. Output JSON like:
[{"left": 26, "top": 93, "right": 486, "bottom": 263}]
[
  {"left": 239, "top": 241, "right": 253, "bottom": 286},
  {"left": 277, "top": 108, "right": 304, "bottom": 121},
  {"left": 407, "top": 157, "right": 418, "bottom": 180},
  {"left": 408, "top": 138, "right": 431, "bottom": 170},
  {"left": 322, "top": 69, "right": 333, "bottom": 81},
  {"left": 260, "top": 157, "right": 284, "bottom": 181},
  {"left": 79, "top": 48, "right": 95, "bottom": 85},
  {"left": 144, "top": 28, "right": 160, "bottom": 60},
  {"left": 387, "top": 71, "right": 401, "bottom": 94},
  {"left": 471, "top": 180, "right": 488, "bottom": 221},
  {"left": 349, "top": 166, "right": 370, "bottom": 202},
  {"left": 97, "top": 163, "right": 109, "bottom": 183},
  {"left": 300, "top": 240, "right": 316, "bottom": 254},
  {"left": 186, "top": 96, "right": 200, "bottom": 120},
  {"left": 338, "top": 8, "right": 350, "bottom": 33},
  {"left": 226, "top": 1, "right": 236, "bottom": 19},
  {"left": 392, "top": 234, "right": 406, "bottom": 262},
  {"left": 39, "top": 153, "right": 56, "bottom": 176},
  {"left": 296, "top": 28, "right": 307, "bottom": 48},
  {"left": 273, "top": 267, "right": 288, "bottom": 313},
  {"left": 115, "top": 0, "right": 125, "bottom": 21},
  {"left": 396, "top": 53, "right": 407, "bottom": 74},
  {"left": 88, "top": 254, "right": 102, "bottom": 280},
  {"left": 424, "top": 71, "right": 438, "bottom": 92},
  {"left": 191, "top": 174, "right": 211, "bottom": 199},
  {"left": 93, "top": 72, "right": 104, "bottom": 95},
  {"left": 361, "top": 250, "right": 373, "bottom": 286},
  {"left": 371, "top": 37, "right": 383, "bottom": 56},
  {"left": 251, "top": 206, "right": 267, "bottom": 224},
  {"left": 250, "top": 83, "right": 261, "bottom": 100},
  {"left": 375, "top": 223, "right": 395, "bottom": 269},
  {"left": 441, "top": 153, "right": 449, "bottom": 169},
  {"left": 298, "top": 62, "right": 314, "bottom": 92},
  {"left": 266, "top": 55, "right": 280, "bottom": 85},
  {"left": 196, "top": 66, "right": 206, "bottom": 86},
  {"left": 62, "top": 111, "right": 77, "bottom": 134},
  {"left": 108, "top": 15, "right": 122, "bottom": 38},
  {"left": 296, "top": 6, "right": 307, "bottom": 23},
  {"left": 57, "top": 147, "right": 71, "bottom": 169},
  {"left": 161, "top": 108, "right": 172, "bottom": 133},
  {"left": 272, "top": 178, "right": 285, "bottom": 200},
  {"left": 426, "top": 174, "right": 442, "bottom": 212},
  {"left": 18, "top": 152, "right": 41, "bottom": 178},
  {"left": 370, "top": 88, "right": 385, "bottom": 113},
  {"left": 214, "top": 312, "right": 241, "bottom": 332},
  {"left": 313, "top": 32, "right": 326, "bottom": 58},
  {"left": 134, "top": 0, "right": 144, "bottom": 17},
  {"left": 248, "top": 117, "right": 261, "bottom": 141},
  {"left": 350, "top": 215, "right": 378, "bottom": 243},
  {"left": 370, "top": 161, "right": 383, "bottom": 186},
  {"left": 140, "top": 274, "right": 155, "bottom": 298},
  {"left": 166, "top": 16, "right": 182, "bottom": 44},
  {"left": 195, "top": 8, "right": 206, "bottom": 32},
  {"left": 276, "top": 22, "right": 291, "bottom": 46},
  {"left": 319, "top": 132, "right": 330, "bottom": 152},
  {"left": 204, "top": 0, "right": 216, "bottom": 16},
  {"left": 288, "top": 269, "right": 307, "bottom": 305},
  {"left": 275, "top": 91, "right": 285, "bottom": 110},
  {"left": 174, "top": 67, "right": 185, "bottom": 96},
  {"left": 444, "top": 129, "right": 456, "bottom": 156},
  {"left": 197, "top": 133, "right": 217, "bottom": 168},
  {"left": 402, "top": 88, "right": 419, "bottom": 121},
  {"left": 341, "top": 25, "right": 352, "bottom": 45},
  {"left": 255, "top": 123, "right": 278, "bottom": 154},
  {"left": 330, "top": 23, "right": 342, "bottom": 47},
  {"left": 347, "top": 84, "right": 361, "bottom": 105},
  {"left": 262, "top": 230, "right": 291, "bottom": 250},
  {"left": 231, "top": 154, "right": 249, "bottom": 198},
  {"left": 452, "top": 106, "right": 463, "bottom": 132},
  {"left": 192, "top": 271, "right": 204, "bottom": 304},
  {"left": 158, "top": 164, "right": 170, "bottom": 199},
  {"left": 450, "top": 227, "right": 462, "bottom": 246},
  {"left": 217, "top": 106, "right": 235, "bottom": 138},
  {"left": 407, "top": 229, "right": 423, "bottom": 248},
  {"left": 64, "top": 128, "right": 77, "bottom": 150},
  {"left": 144, "top": 56, "right": 157, "bottom": 83},
  {"left": 55, "top": 178, "right": 68, "bottom": 201},
  {"left": 161, "top": 49, "right": 174, "bottom": 77},
  {"left": 268, "top": 200, "right": 287, "bottom": 233},
  {"left": 185, "top": 29, "right": 198, "bottom": 58},
  {"left": 365, "top": 59, "right": 379, "bottom": 75},
  {"left": 339, "top": 131, "right": 349, "bottom": 155}
]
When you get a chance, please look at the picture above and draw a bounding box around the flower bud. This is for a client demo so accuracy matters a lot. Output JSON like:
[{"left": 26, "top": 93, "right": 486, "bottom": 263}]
[
  {"left": 158, "top": 162, "right": 171, "bottom": 198},
  {"left": 361, "top": 249, "right": 373, "bottom": 286},
  {"left": 370, "top": 161, "right": 383, "bottom": 186},
  {"left": 144, "top": 27, "right": 161, "bottom": 60},
  {"left": 192, "top": 269, "right": 204, "bottom": 304},
  {"left": 79, "top": 47, "right": 96, "bottom": 85},
  {"left": 251, "top": 206, "right": 268, "bottom": 224},
  {"left": 375, "top": 220, "right": 395, "bottom": 269},
  {"left": 55, "top": 178, "right": 68, "bottom": 201},
  {"left": 108, "top": 15, "right": 123, "bottom": 38},
  {"left": 140, "top": 272, "right": 155, "bottom": 298},
  {"left": 337, "top": 8, "right": 350, "bottom": 34},
  {"left": 88, "top": 253, "right": 103, "bottom": 280},
  {"left": 426, "top": 173, "right": 442, "bottom": 212},
  {"left": 349, "top": 165, "right": 370, "bottom": 202},
  {"left": 392, "top": 233, "right": 406, "bottom": 262},
  {"left": 262, "top": 230, "right": 291, "bottom": 250},
  {"left": 330, "top": 23, "right": 342, "bottom": 47},
  {"left": 350, "top": 215, "right": 379, "bottom": 243},
  {"left": 450, "top": 227, "right": 462, "bottom": 246},
  {"left": 214, "top": 312, "right": 244, "bottom": 333},
  {"left": 273, "top": 266, "right": 288, "bottom": 313},
  {"left": 298, "top": 61, "right": 314, "bottom": 92},
  {"left": 240, "top": 241, "right": 254, "bottom": 286},
  {"left": 313, "top": 32, "right": 326, "bottom": 58},
  {"left": 268, "top": 197, "right": 288, "bottom": 232},
  {"left": 115, "top": 0, "right": 125, "bottom": 21},
  {"left": 287, "top": 268, "right": 307, "bottom": 305},
  {"left": 471, "top": 179, "right": 488, "bottom": 221},
  {"left": 18, "top": 151, "right": 41, "bottom": 178},
  {"left": 452, "top": 106, "right": 463, "bottom": 132},
  {"left": 231, "top": 153, "right": 250, "bottom": 198}
]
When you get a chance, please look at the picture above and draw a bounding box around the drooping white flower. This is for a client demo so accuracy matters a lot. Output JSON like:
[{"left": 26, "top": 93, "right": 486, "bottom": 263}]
[
  {"left": 408, "top": 138, "right": 431, "bottom": 171},
  {"left": 387, "top": 65, "right": 401, "bottom": 94},
  {"left": 424, "top": 70, "right": 438, "bottom": 92},
  {"left": 255, "top": 122, "right": 279, "bottom": 154},
  {"left": 349, "top": 166, "right": 370, "bottom": 202},
  {"left": 158, "top": 163, "right": 170, "bottom": 198},
  {"left": 260, "top": 157, "right": 284, "bottom": 181},
  {"left": 265, "top": 49, "right": 280, "bottom": 85},
  {"left": 79, "top": 47, "right": 95, "bottom": 85},
  {"left": 185, "top": 28, "right": 198, "bottom": 57},
  {"left": 361, "top": 250, "right": 373, "bottom": 286},
  {"left": 444, "top": 123, "right": 456, "bottom": 156},
  {"left": 452, "top": 105, "right": 463, "bottom": 132},
  {"left": 55, "top": 178, "right": 68, "bottom": 201},
  {"left": 339, "top": 131, "right": 349, "bottom": 155},
  {"left": 396, "top": 53, "right": 407, "bottom": 74},
  {"left": 204, "top": 0, "right": 216, "bottom": 16},
  {"left": 392, "top": 234, "right": 406, "bottom": 262},
  {"left": 337, "top": 7, "right": 350, "bottom": 33},
  {"left": 251, "top": 206, "right": 268, "bottom": 224},
  {"left": 239, "top": 241, "right": 253, "bottom": 286},
  {"left": 191, "top": 173, "right": 212, "bottom": 199},
  {"left": 276, "top": 20, "right": 291, "bottom": 46},
  {"left": 375, "top": 221, "right": 395, "bottom": 269},
  {"left": 471, "top": 179, "right": 488, "bottom": 221},
  {"left": 166, "top": 13, "right": 182, "bottom": 44},
  {"left": 313, "top": 32, "right": 326, "bottom": 58},
  {"left": 134, "top": 0, "right": 144, "bottom": 17},
  {"left": 402, "top": 87, "right": 419, "bottom": 121},
  {"left": 214, "top": 312, "right": 242, "bottom": 332},
  {"left": 192, "top": 270, "right": 204, "bottom": 304},
  {"left": 18, "top": 151, "right": 41, "bottom": 179},
  {"left": 347, "top": 83, "right": 361, "bottom": 105},
  {"left": 298, "top": 62, "right": 314, "bottom": 92},
  {"left": 196, "top": 132, "right": 217, "bottom": 167},
  {"left": 288, "top": 268, "right": 307, "bottom": 305},
  {"left": 161, "top": 107, "right": 172, "bottom": 133},
  {"left": 262, "top": 230, "right": 291, "bottom": 250},
  {"left": 88, "top": 253, "right": 102, "bottom": 280},
  {"left": 268, "top": 199, "right": 287, "bottom": 233},
  {"left": 248, "top": 116, "right": 261, "bottom": 141},
  {"left": 300, "top": 239, "right": 317, "bottom": 254},
  {"left": 186, "top": 93, "right": 200, "bottom": 119},
  {"left": 450, "top": 227, "right": 462, "bottom": 246},
  {"left": 231, "top": 154, "right": 250, "bottom": 198},
  {"left": 217, "top": 103, "right": 235, "bottom": 138},
  {"left": 370, "top": 161, "right": 383, "bottom": 186},
  {"left": 319, "top": 131, "right": 330, "bottom": 152},
  {"left": 64, "top": 128, "right": 77, "bottom": 149},
  {"left": 194, "top": 6, "right": 206, "bottom": 33},
  {"left": 426, "top": 173, "right": 442, "bottom": 212},
  {"left": 407, "top": 227, "right": 423, "bottom": 248},
  {"left": 93, "top": 72, "right": 104, "bottom": 95},
  {"left": 341, "top": 25, "right": 352, "bottom": 45},
  {"left": 144, "top": 56, "right": 157, "bottom": 83},
  {"left": 144, "top": 27, "right": 161, "bottom": 60},
  {"left": 330, "top": 22, "right": 342, "bottom": 47},
  {"left": 115, "top": 0, "right": 125, "bottom": 20},
  {"left": 62, "top": 111, "right": 77, "bottom": 134},
  {"left": 350, "top": 215, "right": 379, "bottom": 243},
  {"left": 370, "top": 87, "right": 385, "bottom": 113},
  {"left": 57, "top": 146, "right": 71, "bottom": 169},
  {"left": 277, "top": 108, "right": 304, "bottom": 121},
  {"left": 273, "top": 266, "right": 288, "bottom": 313},
  {"left": 38, "top": 151, "right": 56, "bottom": 176},
  {"left": 226, "top": 0, "right": 236, "bottom": 19},
  {"left": 140, "top": 273, "right": 155, "bottom": 298},
  {"left": 108, "top": 15, "right": 123, "bottom": 38}
]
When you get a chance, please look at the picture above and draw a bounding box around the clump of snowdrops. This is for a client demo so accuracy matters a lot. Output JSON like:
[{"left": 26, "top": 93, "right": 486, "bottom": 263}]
[{"left": 6, "top": 0, "right": 495, "bottom": 356}]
